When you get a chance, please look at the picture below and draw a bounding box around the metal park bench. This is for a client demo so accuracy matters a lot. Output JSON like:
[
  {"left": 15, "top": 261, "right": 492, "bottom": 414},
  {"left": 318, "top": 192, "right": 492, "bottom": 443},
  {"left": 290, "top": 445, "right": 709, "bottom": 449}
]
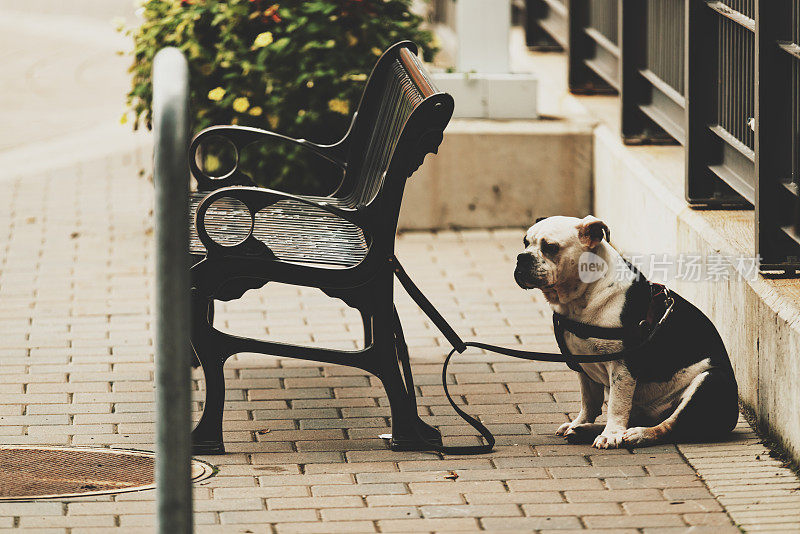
[{"left": 187, "top": 42, "right": 454, "bottom": 454}]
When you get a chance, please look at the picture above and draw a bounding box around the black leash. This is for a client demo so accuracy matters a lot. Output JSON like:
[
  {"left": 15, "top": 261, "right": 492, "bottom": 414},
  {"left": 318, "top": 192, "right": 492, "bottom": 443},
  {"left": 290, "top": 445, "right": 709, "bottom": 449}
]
[{"left": 391, "top": 256, "right": 674, "bottom": 455}]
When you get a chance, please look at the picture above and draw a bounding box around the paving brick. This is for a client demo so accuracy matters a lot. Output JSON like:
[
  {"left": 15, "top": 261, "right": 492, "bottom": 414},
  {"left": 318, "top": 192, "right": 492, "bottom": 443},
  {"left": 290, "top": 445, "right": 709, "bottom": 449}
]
[
  {"left": 645, "top": 463, "right": 698, "bottom": 476},
  {"left": 192, "top": 498, "right": 264, "bottom": 512},
  {"left": 301, "top": 417, "right": 386, "bottom": 429},
  {"left": 267, "top": 496, "right": 363, "bottom": 510},
  {"left": 464, "top": 490, "right": 564, "bottom": 504},
  {"left": 275, "top": 521, "right": 376, "bottom": 533},
  {"left": 19, "top": 516, "right": 116, "bottom": 528},
  {"left": 408, "top": 480, "right": 507, "bottom": 493},
  {"left": 251, "top": 451, "right": 344, "bottom": 465},
  {"left": 604, "top": 475, "right": 704, "bottom": 489},
  {"left": 366, "top": 493, "right": 465, "bottom": 507},
  {"left": 492, "top": 455, "right": 590, "bottom": 468},
  {"left": 589, "top": 453, "right": 686, "bottom": 466},
  {"left": 420, "top": 503, "right": 522, "bottom": 518},
  {"left": 377, "top": 517, "right": 480, "bottom": 531},
  {"left": 583, "top": 514, "right": 687, "bottom": 528},
  {"left": 345, "top": 450, "right": 438, "bottom": 462},
  {"left": 212, "top": 486, "right": 309, "bottom": 499},
  {"left": 304, "top": 462, "right": 397, "bottom": 474},
  {"left": 480, "top": 516, "right": 583, "bottom": 530},
  {"left": 219, "top": 509, "right": 318, "bottom": 523},
  {"left": 256, "top": 473, "right": 353, "bottom": 486},
  {"left": 683, "top": 512, "right": 734, "bottom": 525},
  {"left": 548, "top": 466, "right": 647, "bottom": 478},
  {"left": 565, "top": 489, "right": 664, "bottom": 502},
  {"left": 624, "top": 499, "right": 723, "bottom": 514},
  {"left": 395, "top": 458, "right": 493, "bottom": 472},
  {"left": 661, "top": 487, "right": 716, "bottom": 500},
  {"left": 641, "top": 528, "right": 739, "bottom": 534},
  {"left": 311, "top": 483, "right": 407, "bottom": 496},
  {"left": 321, "top": 506, "right": 419, "bottom": 521},
  {"left": 296, "top": 438, "right": 386, "bottom": 452},
  {"left": 0, "top": 502, "right": 63, "bottom": 516},
  {"left": 522, "top": 502, "right": 621, "bottom": 516}
]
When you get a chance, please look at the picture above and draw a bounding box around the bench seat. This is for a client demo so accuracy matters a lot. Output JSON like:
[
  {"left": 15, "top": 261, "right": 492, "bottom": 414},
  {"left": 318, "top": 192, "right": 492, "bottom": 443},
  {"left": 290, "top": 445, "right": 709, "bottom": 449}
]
[{"left": 189, "top": 191, "right": 368, "bottom": 268}]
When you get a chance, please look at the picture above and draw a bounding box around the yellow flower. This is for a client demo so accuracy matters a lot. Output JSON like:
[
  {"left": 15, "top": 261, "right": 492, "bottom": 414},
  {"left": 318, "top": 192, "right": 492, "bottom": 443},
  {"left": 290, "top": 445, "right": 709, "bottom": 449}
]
[
  {"left": 346, "top": 33, "right": 358, "bottom": 47},
  {"left": 248, "top": 106, "right": 263, "bottom": 116},
  {"left": 371, "top": 47, "right": 382, "bottom": 56},
  {"left": 306, "top": 80, "right": 314, "bottom": 88},
  {"left": 119, "top": 113, "right": 128, "bottom": 125},
  {"left": 232, "top": 97, "right": 250, "bottom": 113},
  {"left": 267, "top": 114, "right": 279, "bottom": 129},
  {"left": 328, "top": 98, "right": 349, "bottom": 115},
  {"left": 298, "top": 109, "right": 306, "bottom": 117},
  {"left": 253, "top": 31, "right": 274, "bottom": 49},
  {"left": 347, "top": 73, "right": 368, "bottom": 82},
  {"left": 208, "top": 87, "right": 226, "bottom": 101}
]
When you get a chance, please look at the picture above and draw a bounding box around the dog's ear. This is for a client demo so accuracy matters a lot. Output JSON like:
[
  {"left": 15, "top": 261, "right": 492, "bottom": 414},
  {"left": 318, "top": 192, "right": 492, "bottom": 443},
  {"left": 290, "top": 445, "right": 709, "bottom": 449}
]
[
  {"left": 535, "top": 216, "right": 548, "bottom": 223},
  {"left": 577, "top": 215, "right": 610, "bottom": 248}
]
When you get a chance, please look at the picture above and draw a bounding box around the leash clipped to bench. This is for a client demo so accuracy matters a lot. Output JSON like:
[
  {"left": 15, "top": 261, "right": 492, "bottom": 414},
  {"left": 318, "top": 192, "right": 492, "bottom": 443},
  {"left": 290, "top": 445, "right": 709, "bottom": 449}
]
[{"left": 390, "top": 256, "right": 675, "bottom": 455}]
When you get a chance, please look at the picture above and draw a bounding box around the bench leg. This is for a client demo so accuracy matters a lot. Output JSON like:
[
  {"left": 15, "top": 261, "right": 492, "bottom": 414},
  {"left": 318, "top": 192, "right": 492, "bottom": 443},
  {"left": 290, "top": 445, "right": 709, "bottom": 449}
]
[
  {"left": 191, "top": 300, "right": 212, "bottom": 369},
  {"left": 190, "top": 293, "right": 229, "bottom": 455},
  {"left": 373, "top": 306, "right": 442, "bottom": 451}
]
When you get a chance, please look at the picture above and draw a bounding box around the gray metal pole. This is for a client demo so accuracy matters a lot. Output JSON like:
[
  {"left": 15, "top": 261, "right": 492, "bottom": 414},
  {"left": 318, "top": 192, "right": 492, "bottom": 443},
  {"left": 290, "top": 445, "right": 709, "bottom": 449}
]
[{"left": 152, "top": 47, "right": 193, "bottom": 534}]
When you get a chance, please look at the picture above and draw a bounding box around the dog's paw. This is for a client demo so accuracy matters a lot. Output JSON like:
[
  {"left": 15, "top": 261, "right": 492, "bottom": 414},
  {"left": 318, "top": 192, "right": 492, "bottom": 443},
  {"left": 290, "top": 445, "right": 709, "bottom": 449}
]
[
  {"left": 557, "top": 423, "right": 603, "bottom": 444},
  {"left": 555, "top": 422, "right": 574, "bottom": 436},
  {"left": 593, "top": 429, "right": 624, "bottom": 449},
  {"left": 621, "top": 426, "right": 658, "bottom": 447}
]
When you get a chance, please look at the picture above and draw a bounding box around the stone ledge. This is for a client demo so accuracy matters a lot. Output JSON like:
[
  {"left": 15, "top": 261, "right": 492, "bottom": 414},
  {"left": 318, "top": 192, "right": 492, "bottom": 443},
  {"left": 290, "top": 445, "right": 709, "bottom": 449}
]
[{"left": 400, "top": 118, "right": 594, "bottom": 230}]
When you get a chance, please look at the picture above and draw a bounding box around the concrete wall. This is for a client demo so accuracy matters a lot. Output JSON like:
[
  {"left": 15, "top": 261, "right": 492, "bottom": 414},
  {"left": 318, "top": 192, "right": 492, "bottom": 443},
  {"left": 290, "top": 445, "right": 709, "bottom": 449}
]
[
  {"left": 400, "top": 118, "right": 594, "bottom": 230},
  {"left": 593, "top": 124, "right": 800, "bottom": 463}
]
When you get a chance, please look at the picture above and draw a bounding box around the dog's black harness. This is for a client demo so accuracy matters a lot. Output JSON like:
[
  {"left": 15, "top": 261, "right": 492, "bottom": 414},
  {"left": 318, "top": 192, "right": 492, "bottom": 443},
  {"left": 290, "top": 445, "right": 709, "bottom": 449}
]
[
  {"left": 391, "top": 256, "right": 675, "bottom": 455},
  {"left": 554, "top": 282, "right": 674, "bottom": 373}
]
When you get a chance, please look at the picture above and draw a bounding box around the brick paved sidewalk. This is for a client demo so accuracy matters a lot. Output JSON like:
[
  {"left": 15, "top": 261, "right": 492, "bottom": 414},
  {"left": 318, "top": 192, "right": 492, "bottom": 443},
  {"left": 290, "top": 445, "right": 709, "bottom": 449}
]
[{"left": 1, "top": 154, "right": 799, "bottom": 533}]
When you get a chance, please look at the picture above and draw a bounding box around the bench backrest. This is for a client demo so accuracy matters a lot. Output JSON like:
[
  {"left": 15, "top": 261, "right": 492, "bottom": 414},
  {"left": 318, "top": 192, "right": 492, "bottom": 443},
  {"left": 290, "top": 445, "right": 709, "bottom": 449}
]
[{"left": 337, "top": 43, "right": 453, "bottom": 221}]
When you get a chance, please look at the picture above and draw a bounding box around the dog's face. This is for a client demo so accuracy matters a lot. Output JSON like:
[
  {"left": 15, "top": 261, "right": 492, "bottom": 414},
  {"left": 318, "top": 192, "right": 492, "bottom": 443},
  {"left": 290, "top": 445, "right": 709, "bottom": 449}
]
[{"left": 514, "top": 215, "right": 610, "bottom": 291}]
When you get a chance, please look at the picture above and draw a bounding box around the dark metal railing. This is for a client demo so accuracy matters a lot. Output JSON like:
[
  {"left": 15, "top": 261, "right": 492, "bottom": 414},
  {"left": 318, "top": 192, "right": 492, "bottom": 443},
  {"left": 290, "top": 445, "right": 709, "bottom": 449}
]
[
  {"left": 569, "top": 0, "right": 620, "bottom": 92},
  {"left": 590, "top": 0, "right": 619, "bottom": 43},
  {"left": 756, "top": 0, "right": 800, "bottom": 272},
  {"left": 686, "top": 0, "right": 755, "bottom": 205},
  {"left": 621, "top": 0, "right": 687, "bottom": 144},
  {"left": 647, "top": 0, "right": 685, "bottom": 95},
  {"left": 716, "top": 13, "right": 755, "bottom": 152},
  {"left": 524, "top": 0, "right": 568, "bottom": 50},
  {"left": 523, "top": 0, "right": 800, "bottom": 273}
]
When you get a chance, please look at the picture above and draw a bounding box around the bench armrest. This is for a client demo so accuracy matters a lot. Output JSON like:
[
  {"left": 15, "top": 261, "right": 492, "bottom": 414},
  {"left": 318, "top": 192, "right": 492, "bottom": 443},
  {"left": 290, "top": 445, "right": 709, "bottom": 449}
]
[
  {"left": 189, "top": 125, "right": 349, "bottom": 191},
  {"left": 195, "top": 186, "right": 367, "bottom": 259}
]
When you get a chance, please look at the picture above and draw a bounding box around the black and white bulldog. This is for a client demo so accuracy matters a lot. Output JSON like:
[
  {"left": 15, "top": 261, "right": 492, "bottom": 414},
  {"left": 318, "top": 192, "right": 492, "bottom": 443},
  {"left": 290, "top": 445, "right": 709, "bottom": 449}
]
[{"left": 514, "top": 215, "right": 739, "bottom": 449}]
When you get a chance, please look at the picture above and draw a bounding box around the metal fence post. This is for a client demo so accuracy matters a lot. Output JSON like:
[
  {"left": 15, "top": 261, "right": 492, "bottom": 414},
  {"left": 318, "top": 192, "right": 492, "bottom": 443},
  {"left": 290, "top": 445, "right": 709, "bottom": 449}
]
[{"left": 152, "top": 47, "right": 193, "bottom": 534}]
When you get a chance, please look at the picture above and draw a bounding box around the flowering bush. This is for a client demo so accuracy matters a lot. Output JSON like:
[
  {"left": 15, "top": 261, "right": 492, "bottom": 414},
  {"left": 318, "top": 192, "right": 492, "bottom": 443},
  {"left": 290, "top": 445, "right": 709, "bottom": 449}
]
[{"left": 123, "top": 0, "right": 436, "bottom": 192}]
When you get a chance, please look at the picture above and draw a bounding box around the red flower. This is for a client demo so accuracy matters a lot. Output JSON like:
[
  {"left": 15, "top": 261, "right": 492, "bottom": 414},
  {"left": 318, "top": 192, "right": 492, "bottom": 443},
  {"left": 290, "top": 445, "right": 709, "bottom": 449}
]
[{"left": 264, "top": 4, "right": 281, "bottom": 23}]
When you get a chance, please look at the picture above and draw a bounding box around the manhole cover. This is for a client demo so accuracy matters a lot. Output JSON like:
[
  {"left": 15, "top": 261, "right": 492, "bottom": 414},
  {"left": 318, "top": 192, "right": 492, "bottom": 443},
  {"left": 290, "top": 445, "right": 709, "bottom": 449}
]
[{"left": 0, "top": 446, "right": 214, "bottom": 501}]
